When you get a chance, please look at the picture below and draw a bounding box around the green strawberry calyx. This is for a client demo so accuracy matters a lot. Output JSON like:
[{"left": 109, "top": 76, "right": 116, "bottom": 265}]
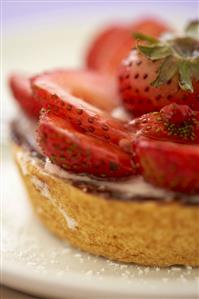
[{"left": 133, "top": 20, "right": 199, "bottom": 92}]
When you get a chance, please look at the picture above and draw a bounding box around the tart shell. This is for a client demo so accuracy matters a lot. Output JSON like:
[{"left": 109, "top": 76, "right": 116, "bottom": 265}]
[{"left": 12, "top": 143, "right": 199, "bottom": 267}]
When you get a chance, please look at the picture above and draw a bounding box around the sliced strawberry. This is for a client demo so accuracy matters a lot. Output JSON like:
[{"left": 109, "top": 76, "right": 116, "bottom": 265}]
[
  {"left": 134, "top": 137, "right": 199, "bottom": 194},
  {"left": 130, "top": 18, "right": 171, "bottom": 38},
  {"left": 32, "top": 69, "right": 119, "bottom": 112},
  {"left": 129, "top": 103, "right": 199, "bottom": 144},
  {"left": 37, "top": 111, "right": 136, "bottom": 178},
  {"left": 86, "top": 18, "right": 170, "bottom": 75},
  {"left": 87, "top": 25, "right": 132, "bottom": 75},
  {"left": 9, "top": 74, "right": 42, "bottom": 118},
  {"left": 32, "top": 69, "right": 131, "bottom": 148}
]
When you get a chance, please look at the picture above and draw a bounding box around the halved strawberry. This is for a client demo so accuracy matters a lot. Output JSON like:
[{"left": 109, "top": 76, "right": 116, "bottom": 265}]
[
  {"left": 119, "top": 21, "right": 199, "bottom": 116},
  {"left": 9, "top": 74, "right": 42, "bottom": 118},
  {"left": 129, "top": 103, "right": 199, "bottom": 144},
  {"left": 134, "top": 137, "right": 199, "bottom": 194},
  {"left": 32, "top": 69, "right": 119, "bottom": 112},
  {"left": 32, "top": 69, "right": 131, "bottom": 147},
  {"left": 37, "top": 111, "right": 136, "bottom": 178},
  {"left": 86, "top": 18, "right": 170, "bottom": 75},
  {"left": 86, "top": 25, "right": 132, "bottom": 75}
]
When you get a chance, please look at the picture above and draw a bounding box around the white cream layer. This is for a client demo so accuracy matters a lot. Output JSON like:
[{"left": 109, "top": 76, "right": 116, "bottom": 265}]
[{"left": 44, "top": 159, "right": 193, "bottom": 201}]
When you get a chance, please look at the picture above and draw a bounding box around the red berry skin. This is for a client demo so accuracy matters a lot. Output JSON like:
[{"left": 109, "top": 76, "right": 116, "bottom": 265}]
[
  {"left": 86, "top": 18, "right": 171, "bottom": 75},
  {"left": 129, "top": 104, "right": 199, "bottom": 144},
  {"left": 37, "top": 111, "right": 136, "bottom": 178},
  {"left": 9, "top": 74, "right": 42, "bottom": 118},
  {"left": 119, "top": 51, "right": 199, "bottom": 117},
  {"left": 134, "top": 137, "right": 199, "bottom": 194},
  {"left": 86, "top": 25, "right": 126, "bottom": 75},
  {"left": 160, "top": 103, "right": 195, "bottom": 126},
  {"left": 32, "top": 69, "right": 131, "bottom": 148},
  {"left": 32, "top": 69, "right": 119, "bottom": 112}
]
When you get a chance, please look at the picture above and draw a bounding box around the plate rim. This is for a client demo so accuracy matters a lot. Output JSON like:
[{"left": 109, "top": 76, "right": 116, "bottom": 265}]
[{"left": 1, "top": 261, "right": 198, "bottom": 299}]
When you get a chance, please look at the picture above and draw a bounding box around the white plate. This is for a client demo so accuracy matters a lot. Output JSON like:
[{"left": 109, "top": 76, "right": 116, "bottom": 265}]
[{"left": 2, "top": 5, "right": 199, "bottom": 298}]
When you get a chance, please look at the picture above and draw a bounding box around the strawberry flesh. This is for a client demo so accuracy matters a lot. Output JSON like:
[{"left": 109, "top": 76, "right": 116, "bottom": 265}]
[
  {"left": 37, "top": 111, "right": 136, "bottom": 178},
  {"left": 129, "top": 103, "right": 199, "bottom": 144},
  {"left": 87, "top": 18, "right": 170, "bottom": 75},
  {"left": 32, "top": 69, "right": 119, "bottom": 112},
  {"left": 86, "top": 25, "right": 129, "bottom": 75},
  {"left": 134, "top": 137, "right": 199, "bottom": 194},
  {"left": 131, "top": 103, "right": 199, "bottom": 194},
  {"left": 160, "top": 103, "right": 195, "bottom": 126},
  {"left": 9, "top": 74, "right": 42, "bottom": 118},
  {"left": 32, "top": 70, "right": 131, "bottom": 148}
]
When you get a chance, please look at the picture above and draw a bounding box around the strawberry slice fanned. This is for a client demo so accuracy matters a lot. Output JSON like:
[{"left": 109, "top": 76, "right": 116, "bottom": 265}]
[
  {"left": 32, "top": 69, "right": 131, "bottom": 147},
  {"left": 32, "top": 69, "right": 119, "bottom": 112},
  {"left": 37, "top": 111, "right": 136, "bottom": 178},
  {"left": 9, "top": 74, "right": 42, "bottom": 118},
  {"left": 134, "top": 137, "right": 199, "bottom": 194}
]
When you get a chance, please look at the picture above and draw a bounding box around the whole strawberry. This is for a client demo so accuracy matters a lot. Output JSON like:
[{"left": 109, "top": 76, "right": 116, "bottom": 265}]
[
  {"left": 87, "top": 18, "right": 170, "bottom": 75},
  {"left": 119, "top": 21, "right": 199, "bottom": 116}
]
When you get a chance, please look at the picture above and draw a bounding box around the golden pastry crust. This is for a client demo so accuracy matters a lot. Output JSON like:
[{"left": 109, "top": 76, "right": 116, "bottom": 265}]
[{"left": 12, "top": 144, "right": 199, "bottom": 267}]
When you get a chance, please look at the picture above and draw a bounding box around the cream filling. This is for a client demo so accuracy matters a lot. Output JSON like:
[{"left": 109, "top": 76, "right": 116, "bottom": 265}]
[{"left": 44, "top": 159, "right": 199, "bottom": 202}]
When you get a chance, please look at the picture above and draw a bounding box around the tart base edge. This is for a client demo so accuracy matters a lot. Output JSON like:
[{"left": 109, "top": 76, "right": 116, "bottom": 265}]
[{"left": 12, "top": 143, "right": 199, "bottom": 267}]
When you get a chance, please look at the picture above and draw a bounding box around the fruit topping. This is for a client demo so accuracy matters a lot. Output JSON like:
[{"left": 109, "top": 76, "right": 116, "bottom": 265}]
[
  {"left": 86, "top": 18, "right": 170, "bottom": 75},
  {"left": 134, "top": 137, "right": 199, "bottom": 194},
  {"left": 129, "top": 103, "right": 199, "bottom": 144},
  {"left": 119, "top": 21, "right": 199, "bottom": 116},
  {"left": 32, "top": 69, "right": 131, "bottom": 147},
  {"left": 9, "top": 18, "right": 199, "bottom": 193},
  {"left": 37, "top": 111, "right": 136, "bottom": 178},
  {"left": 9, "top": 74, "right": 42, "bottom": 118},
  {"left": 130, "top": 103, "right": 199, "bottom": 194}
]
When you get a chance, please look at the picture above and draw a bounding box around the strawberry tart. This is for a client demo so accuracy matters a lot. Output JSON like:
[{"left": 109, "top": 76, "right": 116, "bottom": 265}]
[{"left": 9, "top": 18, "right": 199, "bottom": 266}]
